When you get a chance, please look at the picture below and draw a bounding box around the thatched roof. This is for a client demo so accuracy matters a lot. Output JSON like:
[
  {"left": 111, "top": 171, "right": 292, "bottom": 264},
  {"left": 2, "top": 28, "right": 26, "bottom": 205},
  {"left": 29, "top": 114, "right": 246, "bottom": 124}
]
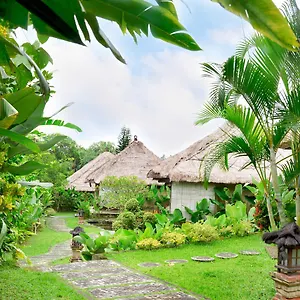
[
  {"left": 148, "top": 124, "right": 291, "bottom": 185},
  {"left": 67, "top": 152, "right": 114, "bottom": 191},
  {"left": 86, "top": 138, "right": 161, "bottom": 185}
]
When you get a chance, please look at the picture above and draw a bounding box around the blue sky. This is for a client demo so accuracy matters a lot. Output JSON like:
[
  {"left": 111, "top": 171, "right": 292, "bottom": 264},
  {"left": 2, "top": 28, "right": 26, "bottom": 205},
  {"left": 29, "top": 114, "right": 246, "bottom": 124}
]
[{"left": 18, "top": 0, "right": 286, "bottom": 157}]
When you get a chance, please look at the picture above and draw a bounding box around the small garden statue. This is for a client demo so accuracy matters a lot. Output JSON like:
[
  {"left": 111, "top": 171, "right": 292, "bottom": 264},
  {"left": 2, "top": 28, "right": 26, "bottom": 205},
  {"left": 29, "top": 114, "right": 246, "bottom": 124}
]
[
  {"left": 263, "top": 223, "right": 300, "bottom": 300},
  {"left": 69, "top": 226, "right": 85, "bottom": 263}
]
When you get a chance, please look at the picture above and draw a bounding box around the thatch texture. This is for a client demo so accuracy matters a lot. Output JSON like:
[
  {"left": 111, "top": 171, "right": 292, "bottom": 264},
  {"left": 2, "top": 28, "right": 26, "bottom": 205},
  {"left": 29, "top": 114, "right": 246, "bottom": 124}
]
[
  {"left": 148, "top": 125, "right": 291, "bottom": 184},
  {"left": 67, "top": 152, "right": 114, "bottom": 191},
  {"left": 86, "top": 139, "right": 161, "bottom": 185}
]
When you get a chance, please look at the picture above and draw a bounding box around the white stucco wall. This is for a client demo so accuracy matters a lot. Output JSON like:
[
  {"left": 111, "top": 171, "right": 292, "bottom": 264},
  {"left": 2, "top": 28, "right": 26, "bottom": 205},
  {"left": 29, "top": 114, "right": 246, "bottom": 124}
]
[{"left": 170, "top": 182, "right": 215, "bottom": 219}]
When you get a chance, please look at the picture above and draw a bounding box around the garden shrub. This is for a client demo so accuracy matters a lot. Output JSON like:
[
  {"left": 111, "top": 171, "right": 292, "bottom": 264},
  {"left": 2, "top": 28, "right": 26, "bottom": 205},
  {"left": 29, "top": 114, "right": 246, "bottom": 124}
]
[
  {"left": 188, "top": 222, "right": 219, "bottom": 243},
  {"left": 51, "top": 187, "right": 93, "bottom": 211},
  {"left": 135, "top": 211, "right": 144, "bottom": 229},
  {"left": 160, "top": 232, "right": 186, "bottom": 247},
  {"left": 218, "top": 226, "right": 234, "bottom": 237},
  {"left": 45, "top": 208, "right": 57, "bottom": 216},
  {"left": 100, "top": 176, "right": 148, "bottom": 209},
  {"left": 125, "top": 198, "right": 141, "bottom": 213},
  {"left": 112, "top": 220, "right": 123, "bottom": 231},
  {"left": 232, "top": 220, "right": 253, "bottom": 237},
  {"left": 113, "top": 211, "right": 136, "bottom": 230},
  {"left": 143, "top": 212, "right": 157, "bottom": 227},
  {"left": 136, "top": 238, "right": 162, "bottom": 250}
]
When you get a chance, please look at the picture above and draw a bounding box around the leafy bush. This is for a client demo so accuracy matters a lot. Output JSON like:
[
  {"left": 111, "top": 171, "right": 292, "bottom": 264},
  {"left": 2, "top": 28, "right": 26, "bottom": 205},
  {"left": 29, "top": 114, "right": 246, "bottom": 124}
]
[
  {"left": 136, "top": 238, "right": 162, "bottom": 250},
  {"left": 113, "top": 212, "right": 136, "bottom": 230},
  {"left": 135, "top": 211, "right": 145, "bottom": 229},
  {"left": 125, "top": 198, "right": 141, "bottom": 213},
  {"left": 74, "top": 231, "right": 112, "bottom": 260},
  {"left": 110, "top": 229, "right": 137, "bottom": 251},
  {"left": 218, "top": 226, "right": 234, "bottom": 237},
  {"left": 232, "top": 221, "right": 253, "bottom": 237},
  {"left": 147, "top": 185, "right": 170, "bottom": 208},
  {"left": 143, "top": 212, "right": 157, "bottom": 226},
  {"left": 185, "top": 198, "right": 211, "bottom": 223},
  {"left": 99, "top": 176, "right": 148, "bottom": 209},
  {"left": 187, "top": 222, "right": 219, "bottom": 243},
  {"left": 75, "top": 200, "right": 91, "bottom": 217},
  {"left": 160, "top": 232, "right": 186, "bottom": 247},
  {"left": 45, "top": 208, "right": 56, "bottom": 216},
  {"left": 112, "top": 220, "right": 123, "bottom": 231},
  {"left": 51, "top": 187, "right": 93, "bottom": 211}
]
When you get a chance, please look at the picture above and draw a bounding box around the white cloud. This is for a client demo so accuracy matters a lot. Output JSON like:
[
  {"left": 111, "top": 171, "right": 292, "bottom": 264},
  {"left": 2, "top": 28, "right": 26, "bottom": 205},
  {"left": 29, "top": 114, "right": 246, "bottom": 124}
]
[{"left": 33, "top": 36, "right": 229, "bottom": 157}]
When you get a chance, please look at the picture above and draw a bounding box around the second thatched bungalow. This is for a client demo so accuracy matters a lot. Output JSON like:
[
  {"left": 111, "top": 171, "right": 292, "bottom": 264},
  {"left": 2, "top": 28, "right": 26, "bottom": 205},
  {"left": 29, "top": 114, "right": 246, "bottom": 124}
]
[{"left": 147, "top": 125, "right": 290, "bottom": 217}]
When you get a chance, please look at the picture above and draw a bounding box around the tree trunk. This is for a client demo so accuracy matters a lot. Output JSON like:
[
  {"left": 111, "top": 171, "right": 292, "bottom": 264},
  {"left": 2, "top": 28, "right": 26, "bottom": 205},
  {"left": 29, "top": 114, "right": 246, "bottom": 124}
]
[
  {"left": 265, "top": 195, "right": 277, "bottom": 231},
  {"left": 270, "top": 147, "right": 287, "bottom": 227},
  {"left": 296, "top": 177, "right": 300, "bottom": 226}
]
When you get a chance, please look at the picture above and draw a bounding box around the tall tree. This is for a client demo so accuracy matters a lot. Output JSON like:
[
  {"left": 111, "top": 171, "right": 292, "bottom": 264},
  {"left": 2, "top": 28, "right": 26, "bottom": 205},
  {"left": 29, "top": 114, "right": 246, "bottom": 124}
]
[
  {"left": 116, "top": 127, "right": 132, "bottom": 153},
  {"left": 81, "top": 141, "right": 116, "bottom": 167}
]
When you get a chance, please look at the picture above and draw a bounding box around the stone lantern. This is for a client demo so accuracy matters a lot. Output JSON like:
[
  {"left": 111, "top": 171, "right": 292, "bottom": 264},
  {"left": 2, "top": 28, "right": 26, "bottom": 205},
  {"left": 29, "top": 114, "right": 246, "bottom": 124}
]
[
  {"left": 263, "top": 223, "right": 300, "bottom": 299},
  {"left": 69, "top": 226, "right": 84, "bottom": 263}
]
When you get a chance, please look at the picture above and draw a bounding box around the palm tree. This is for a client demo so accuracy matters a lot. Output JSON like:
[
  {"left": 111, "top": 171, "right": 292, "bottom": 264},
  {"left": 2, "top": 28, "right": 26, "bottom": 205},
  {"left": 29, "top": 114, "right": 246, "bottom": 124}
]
[{"left": 196, "top": 0, "right": 300, "bottom": 228}]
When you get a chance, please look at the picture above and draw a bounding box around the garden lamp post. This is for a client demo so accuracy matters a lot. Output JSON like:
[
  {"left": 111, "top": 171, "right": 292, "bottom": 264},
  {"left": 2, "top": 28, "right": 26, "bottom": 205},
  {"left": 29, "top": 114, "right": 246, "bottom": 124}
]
[
  {"left": 70, "top": 226, "right": 84, "bottom": 263},
  {"left": 263, "top": 223, "right": 300, "bottom": 299},
  {"left": 78, "top": 209, "right": 84, "bottom": 225}
]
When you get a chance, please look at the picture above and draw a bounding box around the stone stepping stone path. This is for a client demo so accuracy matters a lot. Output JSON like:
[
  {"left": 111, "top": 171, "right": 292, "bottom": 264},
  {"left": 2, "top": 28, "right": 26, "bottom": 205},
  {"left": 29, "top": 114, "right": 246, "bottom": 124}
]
[
  {"left": 21, "top": 217, "right": 207, "bottom": 299},
  {"left": 48, "top": 260, "right": 205, "bottom": 299},
  {"left": 240, "top": 250, "right": 260, "bottom": 256},
  {"left": 165, "top": 259, "right": 188, "bottom": 264},
  {"left": 47, "top": 216, "right": 71, "bottom": 232},
  {"left": 138, "top": 262, "right": 161, "bottom": 268},
  {"left": 191, "top": 256, "right": 215, "bottom": 262},
  {"left": 215, "top": 252, "right": 238, "bottom": 259}
]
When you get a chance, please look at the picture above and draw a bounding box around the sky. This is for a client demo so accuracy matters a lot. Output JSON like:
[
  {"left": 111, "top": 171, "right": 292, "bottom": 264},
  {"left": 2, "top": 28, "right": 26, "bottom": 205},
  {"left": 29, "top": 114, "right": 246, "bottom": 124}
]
[{"left": 17, "top": 0, "right": 289, "bottom": 157}]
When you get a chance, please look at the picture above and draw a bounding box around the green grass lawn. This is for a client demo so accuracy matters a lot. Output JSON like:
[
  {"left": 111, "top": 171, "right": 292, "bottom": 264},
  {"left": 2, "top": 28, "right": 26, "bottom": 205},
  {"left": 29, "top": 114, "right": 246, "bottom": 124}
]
[
  {"left": 21, "top": 212, "right": 101, "bottom": 257},
  {"left": 108, "top": 234, "right": 275, "bottom": 300},
  {"left": 0, "top": 262, "right": 87, "bottom": 300},
  {"left": 21, "top": 226, "right": 70, "bottom": 257},
  {"left": 56, "top": 212, "right": 101, "bottom": 234}
]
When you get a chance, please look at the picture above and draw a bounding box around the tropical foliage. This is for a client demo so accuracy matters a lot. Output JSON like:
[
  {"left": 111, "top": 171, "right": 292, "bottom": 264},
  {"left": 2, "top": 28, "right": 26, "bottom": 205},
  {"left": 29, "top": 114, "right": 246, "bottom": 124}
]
[
  {"left": 0, "top": 0, "right": 297, "bottom": 64},
  {"left": 0, "top": 0, "right": 200, "bottom": 65}
]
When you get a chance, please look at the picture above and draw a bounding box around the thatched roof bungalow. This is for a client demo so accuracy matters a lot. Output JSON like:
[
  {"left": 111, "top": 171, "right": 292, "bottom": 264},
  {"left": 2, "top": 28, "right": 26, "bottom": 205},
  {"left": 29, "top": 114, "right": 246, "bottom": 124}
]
[
  {"left": 67, "top": 152, "right": 114, "bottom": 192},
  {"left": 86, "top": 136, "right": 161, "bottom": 185},
  {"left": 147, "top": 125, "right": 291, "bottom": 217}
]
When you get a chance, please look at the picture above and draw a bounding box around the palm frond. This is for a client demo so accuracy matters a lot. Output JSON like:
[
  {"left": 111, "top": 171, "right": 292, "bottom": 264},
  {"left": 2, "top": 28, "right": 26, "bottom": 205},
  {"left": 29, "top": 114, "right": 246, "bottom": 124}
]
[
  {"left": 280, "top": 158, "right": 300, "bottom": 185},
  {"left": 224, "top": 105, "right": 267, "bottom": 155},
  {"left": 195, "top": 102, "right": 224, "bottom": 125},
  {"left": 279, "top": 87, "right": 300, "bottom": 132},
  {"left": 223, "top": 56, "right": 278, "bottom": 118}
]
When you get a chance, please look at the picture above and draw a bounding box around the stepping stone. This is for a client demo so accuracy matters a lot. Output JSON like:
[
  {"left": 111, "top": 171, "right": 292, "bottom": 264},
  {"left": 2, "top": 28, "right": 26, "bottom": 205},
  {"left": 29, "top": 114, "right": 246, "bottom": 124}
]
[
  {"left": 240, "top": 250, "right": 260, "bottom": 256},
  {"left": 215, "top": 252, "right": 238, "bottom": 259},
  {"left": 138, "top": 262, "right": 161, "bottom": 268},
  {"left": 90, "top": 282, "right": 175, "bottom": 299},
  {"left": 165, "top": 259, "right": 188, "bottom": 264},
  {"left": 191, "top": 256, "right": 215, "bottom": 262},
  {"left": 69, "top": 273, "right": 154, "bottom": 288}
]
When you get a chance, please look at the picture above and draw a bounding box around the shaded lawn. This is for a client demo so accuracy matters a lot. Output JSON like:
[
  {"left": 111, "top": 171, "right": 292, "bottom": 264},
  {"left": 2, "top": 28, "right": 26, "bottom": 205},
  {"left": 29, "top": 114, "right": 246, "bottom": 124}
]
[
  {"left": 22, "top": 213, "right": 101, "bottom": 257},
  {"left": 108, "top": 234, "right": 275, "bottom": 300},
  {"left": 21, "top": 226, "right": 70, "bottom": 257},
  {"left": 0, "top": 262, "right": 86, "bottom": 300}
]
